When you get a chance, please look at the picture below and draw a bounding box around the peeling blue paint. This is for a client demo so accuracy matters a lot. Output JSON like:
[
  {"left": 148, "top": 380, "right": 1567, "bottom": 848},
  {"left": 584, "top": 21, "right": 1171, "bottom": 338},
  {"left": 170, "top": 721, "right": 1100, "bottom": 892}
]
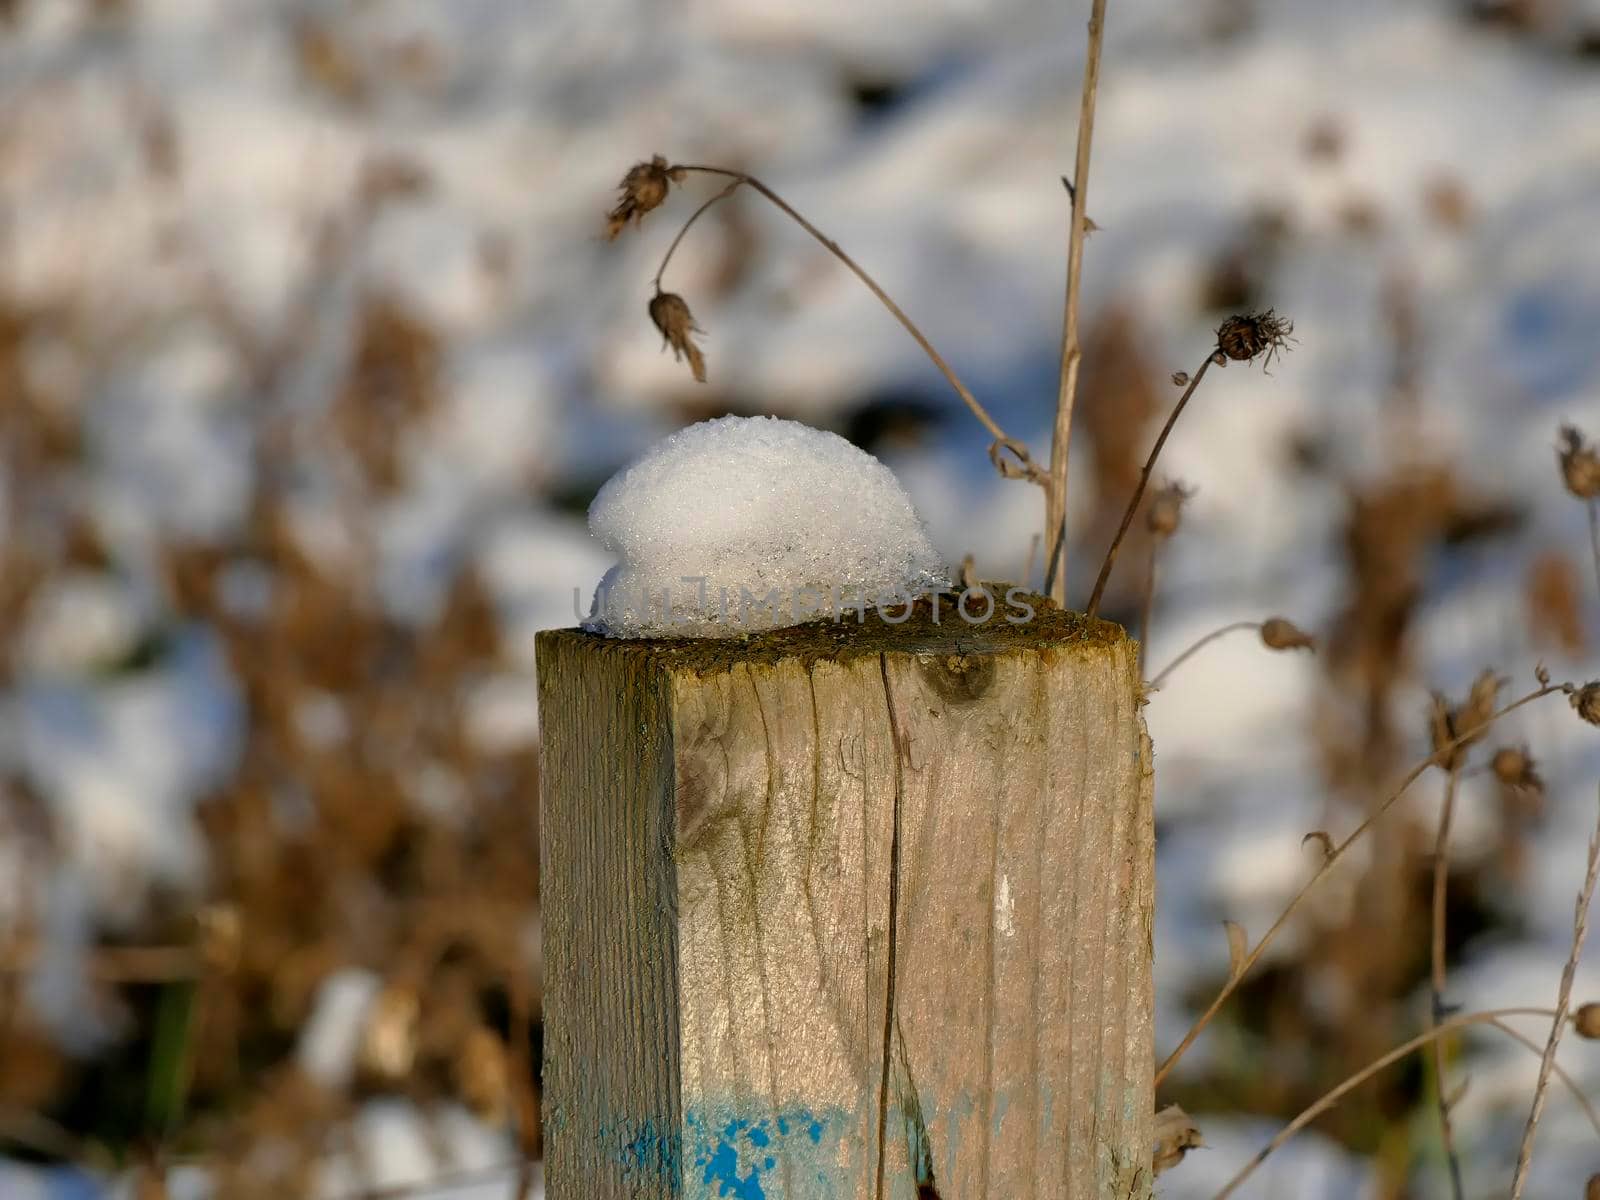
[
  {"left": 992, "top": 1091, "right": 1011, "bottom": 1137},
  {"left": 702, "top": 1140, "right": 765, "bottom": 1199},
  {"left": 673, "top": 1105, "right": 846, "bottom": 1199}
]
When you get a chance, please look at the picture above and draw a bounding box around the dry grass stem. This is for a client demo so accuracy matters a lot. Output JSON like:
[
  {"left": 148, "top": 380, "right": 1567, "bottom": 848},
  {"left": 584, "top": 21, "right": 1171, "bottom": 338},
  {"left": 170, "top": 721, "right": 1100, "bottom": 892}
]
[
  {"left": 0, "top": 940, "right": 199, "bottom": 983},
  {"left": 1487, "top": 1017, "right": 1600, "bottom": 1139},
  {"left": 651, "top": 178, "right": 742, "bottom": 290},
  {"left": 1084, "top": 353, "right": 1215, "bottom": 616},
  {"left": 1130, "top": 482, "right": 1194, "bottom": 674},
  {"left": 1137, "top": 540, "right": 1157, "bottom": 676},
  {"left": 1428, "top": 764, "right": 1466, "bottom": 1200},
  {"left": 1147, "top": 619, "right": 1260, "bottom": 688},
  {"left": 1508, "top": 785, "right": 1600, "bottom": 1199},
  {"left": 1210, "top": 1006, "right": 1563, "bottom": 1200},
  {"left": 1589, "top": 499, "right": 1600, "bottom": 599},
  {"left": 1044, "top": 0, "right": 1111, "bottom": 602},
  {"left": 1155, "top": 682, "right": 1565, "bottom": 1088},
  {"left": 510, "top": 969, "right": 539, "bottom": 1193},
  {"left": 671, "top": 164, "right": 1044, "bottom": 484}
]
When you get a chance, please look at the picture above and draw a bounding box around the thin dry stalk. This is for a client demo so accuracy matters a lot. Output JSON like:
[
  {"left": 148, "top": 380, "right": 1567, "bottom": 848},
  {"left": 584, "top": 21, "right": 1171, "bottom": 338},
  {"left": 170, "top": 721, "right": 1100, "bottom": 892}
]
[
  {"left": 651, "top": 179, "right": 741, "bottom": 291},
  {"left": 1137, "top": 539, "right": 1157, "bottom": 675},
  {"left": 672, "top": 165, "right": 1044, "bottom": 485},
  {"left": 1044, "top": 0, "right": 1111, "bottom": 602},
  {"left": 1488, "top": 1016, "right": 1600, "bottom": 1139},
  {"left": 1588, "top": 499, "right": 1600, "bottom": 600},
  {"left": 1509, "top": 786, "right": 1600, "bottom": 1199},
  {"left": 1211, "top": 1006, "right": 1562, "bottom": 1200},
  {"left": 1155, "top": 682, "right": 1564, "bottom": 1089},
  {"left": 0, "top": 1104, "right": 94, "bottom": 1164},
  {"left": 1084, "top": 353, "right": 1215, "bottom": 616},
  {"left": 1428, "top": 764, "right": 1466, "bottom": 1200},
  {"left": 1147, "top": 619, "right": 1259, "bottom": 689},
  {"left": 0, "top": 940, "right": 198, "bottom": 982},
  {"left": 509, "top": 969, "right": 539, "bottom": 1195}
]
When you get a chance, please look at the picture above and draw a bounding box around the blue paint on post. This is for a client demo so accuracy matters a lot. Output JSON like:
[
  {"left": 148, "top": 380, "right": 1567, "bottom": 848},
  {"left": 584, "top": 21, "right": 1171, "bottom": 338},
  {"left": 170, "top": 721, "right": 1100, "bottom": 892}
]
[
  {"left": 673, "top": 1104, "right": 846, "bottom": 1199},
  {"left": 701, "top": 1141, "right": 765, "bottom": 1199}
]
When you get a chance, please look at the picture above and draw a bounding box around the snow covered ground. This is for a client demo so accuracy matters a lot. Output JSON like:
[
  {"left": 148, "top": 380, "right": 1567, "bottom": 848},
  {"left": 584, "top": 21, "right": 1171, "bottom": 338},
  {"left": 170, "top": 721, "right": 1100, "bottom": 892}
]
[{"left": 2, "top": 0, "right": 1600, "bottom": 1194}]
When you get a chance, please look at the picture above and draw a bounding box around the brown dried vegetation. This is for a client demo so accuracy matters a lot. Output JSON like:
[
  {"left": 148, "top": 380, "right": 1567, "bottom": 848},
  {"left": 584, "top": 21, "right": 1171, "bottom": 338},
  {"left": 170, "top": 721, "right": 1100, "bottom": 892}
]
[{"left": 0, "top": 167, "right": 541, "bottom": 1192}]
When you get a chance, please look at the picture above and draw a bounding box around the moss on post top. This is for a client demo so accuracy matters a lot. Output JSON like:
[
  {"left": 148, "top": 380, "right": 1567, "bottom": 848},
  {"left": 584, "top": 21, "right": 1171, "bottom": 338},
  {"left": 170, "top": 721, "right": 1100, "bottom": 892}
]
[{"left": 536, "top": 590, "right": 1127, "bottom": 677}]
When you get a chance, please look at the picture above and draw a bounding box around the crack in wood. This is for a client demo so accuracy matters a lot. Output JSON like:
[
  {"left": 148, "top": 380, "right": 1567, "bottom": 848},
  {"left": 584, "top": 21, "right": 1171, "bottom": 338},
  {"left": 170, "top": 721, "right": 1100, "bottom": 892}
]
[{"left": 876, "top": 653, "right": 906, "bottom": 1200}]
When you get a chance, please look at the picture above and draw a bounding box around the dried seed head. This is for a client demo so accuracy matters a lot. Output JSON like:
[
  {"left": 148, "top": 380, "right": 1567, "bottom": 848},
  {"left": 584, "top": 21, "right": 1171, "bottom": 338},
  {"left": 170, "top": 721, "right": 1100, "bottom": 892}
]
[
  {"left": 1260, "top": 617, "right": 1315, "bottom": 652},
  {"left": 1429, "top": 668, "right": 1505, "bottom": 769},
  {"left": 606, "top": 155, "right": 682, "bottom": 240},
  {"left": 1559, "top": 425, "right": 1600, "bottom": 500},
  {"left": 197, "top": 903, "right": 242, "bottom": 974},
  {"left": 1458, "top": 669, "right": 1505, "bottom": 741},
  {"left": 456, "top": 1025, "right": 511, "bottom": 1123},
  {"left": 1146, "top": 480, "right": 1195, "bottom": 538},
  {"left": 359, "top": 983, "right": 419, "bottom": 1081},
  {"left": 1171, "top": 370, "right": 1190, "bottom": 387},
  {"left": 1574, "top": 1002, "right": 1600, "bottom": 1040},
  {"left": 648, "top": 291, "right": 707, "bottom": 383},
  {"left": 1491, "top": 745, "right": 1544, "bottom": 795},
  {"left": 1215, "top": 308, "right": 1295, "bottom": 368},
  {"left": 1570, "top": 682, "right": 1600, "bottom": 727},
  {"left": 1152, "top": 1104, "right": 1204, "bottom": 1177}
]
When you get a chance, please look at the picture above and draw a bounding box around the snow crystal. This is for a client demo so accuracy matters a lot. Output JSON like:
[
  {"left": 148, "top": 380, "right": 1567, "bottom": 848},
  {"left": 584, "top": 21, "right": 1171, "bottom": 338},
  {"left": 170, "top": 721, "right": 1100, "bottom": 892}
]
[{"left": 585, "top": 415, "right": 947, "bottom": 638}]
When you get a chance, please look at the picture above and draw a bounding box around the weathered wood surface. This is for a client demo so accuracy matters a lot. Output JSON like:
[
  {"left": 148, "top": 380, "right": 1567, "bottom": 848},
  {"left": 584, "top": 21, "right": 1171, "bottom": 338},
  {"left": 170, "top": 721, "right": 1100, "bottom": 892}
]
[{"left": 538, "top": 604, "right": 1153, "bottom": 1199}]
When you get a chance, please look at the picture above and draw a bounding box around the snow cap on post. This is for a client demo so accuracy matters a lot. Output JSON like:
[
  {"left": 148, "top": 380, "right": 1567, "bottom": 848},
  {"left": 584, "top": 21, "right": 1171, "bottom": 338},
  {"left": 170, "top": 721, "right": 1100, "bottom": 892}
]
[{"left": 585, "top": 415, "right": 947, "bottom": 638}]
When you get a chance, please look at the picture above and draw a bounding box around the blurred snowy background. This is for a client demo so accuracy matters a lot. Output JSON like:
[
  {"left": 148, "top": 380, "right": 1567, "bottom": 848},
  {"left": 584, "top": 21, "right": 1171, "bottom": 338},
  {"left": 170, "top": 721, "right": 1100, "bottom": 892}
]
[{"left": 2, "top": 0, "right": 1600, "bottom": 1196}]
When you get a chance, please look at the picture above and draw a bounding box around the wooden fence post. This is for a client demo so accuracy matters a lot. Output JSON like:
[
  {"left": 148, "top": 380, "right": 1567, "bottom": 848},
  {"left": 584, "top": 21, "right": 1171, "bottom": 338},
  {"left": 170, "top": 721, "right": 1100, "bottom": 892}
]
[{"left": 537, "top": 602, "right": 1154, "bottom": 1199}]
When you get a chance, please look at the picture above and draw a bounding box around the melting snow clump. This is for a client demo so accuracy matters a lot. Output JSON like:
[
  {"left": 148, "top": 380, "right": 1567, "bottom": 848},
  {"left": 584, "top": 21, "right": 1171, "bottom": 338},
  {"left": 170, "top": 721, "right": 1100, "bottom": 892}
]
[{"left": 586, "top": 415, "right": 947, "bottom": 637}]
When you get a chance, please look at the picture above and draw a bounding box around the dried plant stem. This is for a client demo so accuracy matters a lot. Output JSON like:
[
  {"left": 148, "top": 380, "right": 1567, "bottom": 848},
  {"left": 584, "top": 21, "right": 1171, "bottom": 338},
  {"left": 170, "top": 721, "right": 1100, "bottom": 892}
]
[
  {"left": 1428, "top": 765, "right": 1466, "bottom": 1200},
  {"left": 1044, "top": 0, "right": 1110, "bottom": 603},
  {"left": 1155, "top": 683, "right": 1563, "bottom": 1089},
  {"left": 1587, "top": 498, "right": 1600, "bottom": 600},
  {"left": 1085, "top": 353, "right": 1215, "bottom": 617},
  {"left": 1509, "top": 785, "right": 1600, "bottom": 1199},
  {"left": 672, "top": 165, "right": 1041, "bottom": 482},
  {"left": 1137, "top": 540, "right": 1158, "bottom": 675},
  {"left": 0, "top": 1104, "right": 95, "bottom": 1164},
  {"left": 1147, "top": 620, "right": 1259, "bottom": 689},
  {"left": 1488, "top": 1016, "right": 1600, "bottom": 1138},
  {"left": 0, "top": 940, "right": 198, "bottom": 982},
  {"left": 651, "top": 179, "right": 741, "bottom": 291},
  {"left": 1211, "top": 1006, "right": 1561, "bottom": 1200},
  {"left": 509, "top": 969, "right": 540, "bottom": 1195}
]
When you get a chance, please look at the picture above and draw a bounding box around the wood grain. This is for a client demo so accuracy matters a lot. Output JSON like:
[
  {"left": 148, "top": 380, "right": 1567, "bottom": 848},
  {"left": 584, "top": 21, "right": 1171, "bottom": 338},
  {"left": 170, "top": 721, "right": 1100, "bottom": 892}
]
[{"left": 538, "top": 608, "right": 1153, "bottom": 1199}]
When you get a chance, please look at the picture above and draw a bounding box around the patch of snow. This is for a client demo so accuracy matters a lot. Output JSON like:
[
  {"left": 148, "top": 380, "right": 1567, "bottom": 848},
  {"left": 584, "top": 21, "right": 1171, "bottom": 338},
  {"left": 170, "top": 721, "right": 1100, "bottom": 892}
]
[
  {"left": 585, "top": 415, "right": 947, "bottom": 637},
  {"left": 297, "top": 967, "right": 382, "bottom": 1092},
  {"left": 18, "top": 571, "right": 149, "bottom": 678},
  {"left": 314, "top": 1099, "right": 527, "bottom": 1200},
  {"left": 16, "top": 630, "right": 241, "bottom": 926},
  {"left": 462, "top": 673, "right": 540, "bottom": 753}
]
